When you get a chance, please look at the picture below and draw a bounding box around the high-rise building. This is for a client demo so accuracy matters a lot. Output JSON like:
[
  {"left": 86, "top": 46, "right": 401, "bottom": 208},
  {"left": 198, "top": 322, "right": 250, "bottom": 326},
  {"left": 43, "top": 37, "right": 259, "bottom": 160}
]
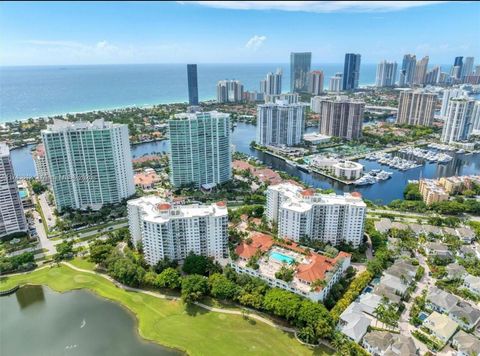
[
  {"left": 42, "top": 119, "right": 135, "bottom": 211},
  {"left": 0, "top": 143, "right": 27, "bottom": 238},
  {"left": 441, "top": 97, "right": 480, "bottom": 143},
  {"left": 261, "top": 69, "right": 282, "bottom": 95},
  {"left": 313, "top": 96, "right": 365, "bottom": 140},
  {"left": 461, "top": 57, "right": 474, "bottom": 79},
  {"left": 399, "top": 54, "right": 417, "bottom": 87},
  {"left": 216, "top": 80, "right": 244, "bottom": 103},
  {"left": 168, "top": 111, "right": 231, "bottom": 188},
  {"left": 342, "top": 53, "right": 361, "bottom": 90},
  {"left": 425, "top": 66, "right": 441, "bottom": 85},
  {"left": 264, "top": 93, "right": 299, "bottom": 104},
  {"left": 329, "top": 73, "right": 343, "bottom": 92},
  {"left": 290, "top": 52, "right": 312, "bottom": 93},
  {"left": 127, "top": 196, "right": 228, "bottom": 265},
  {"left": 308, "top": 70, "right": 324, "bottom": 95},
  {"left": 413, "top": 56, "right": 429, "bottom": 85},
  {"left": 256, "top": 100, "right": 305, "bottom": 146},
  {"left": 375, "top": 60, "right": 398, "bottom": 87},
  {"left": 452, "top": 56, "right": 463, "bottom": 80},
  {"left": 187, "top": 64, "right": 199, "bottom": 106},
  {"left": 440, "top": 89, "right": 467, "bottom": 119},
  {"left": 266, "top": 183, "right": 366, "bottom": 247},
  {"left": 396, "top": 90, "right": 436, "bottom": 126},
  {"left": 32, "top": 143, "right": 50, "bottom": 185}
]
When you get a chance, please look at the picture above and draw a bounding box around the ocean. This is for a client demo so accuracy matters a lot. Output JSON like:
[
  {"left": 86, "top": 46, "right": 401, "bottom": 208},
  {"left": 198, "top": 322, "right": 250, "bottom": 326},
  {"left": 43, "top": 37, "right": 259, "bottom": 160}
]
[{"left": 0, "top": 63, "right": 382, "bottom": 123}]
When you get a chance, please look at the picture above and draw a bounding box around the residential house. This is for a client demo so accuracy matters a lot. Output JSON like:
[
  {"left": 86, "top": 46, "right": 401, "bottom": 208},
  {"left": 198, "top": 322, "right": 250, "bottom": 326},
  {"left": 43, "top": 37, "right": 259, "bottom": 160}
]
[
  {"left": 446, "top": 263, "right": 467, "bottom": 280},
  {"left": 464, "top": 275, "right": 480, "bottom": 296},
  {"left": 362, "top": 330, "right": 419, "bottom": 355},
  {"left": 374, "top": 218, "right": 392, "bottom": 234},
  {"left": 423, "top": 311, "right": 458, "bottom": 344},
  {"left": 451, "top": 330, "right": 480, "bottom": 356},
  {"left": 425, "top": 242, "right": 453, "bottom": 260},
  {"left": 337, "top": 303, "right": 372, "bottom": 343},
  {"left": 426, "top": 286, "right": 460, "bottom": 314},
  {"left": 456, "top": 227, "right": 476, "bottom": 244},
  {"left": 449, "top": 301, "right": 480, "bottom": 331}
]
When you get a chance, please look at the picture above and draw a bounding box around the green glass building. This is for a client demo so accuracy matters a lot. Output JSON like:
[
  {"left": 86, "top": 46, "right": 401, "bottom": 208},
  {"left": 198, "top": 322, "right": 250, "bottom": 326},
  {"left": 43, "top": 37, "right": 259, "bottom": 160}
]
[
  {"left": 168, "top": 111, "right": 231, "bottom": 188},
  {"left": 42, "top": 119, "right": 135, "bottom": 211}
]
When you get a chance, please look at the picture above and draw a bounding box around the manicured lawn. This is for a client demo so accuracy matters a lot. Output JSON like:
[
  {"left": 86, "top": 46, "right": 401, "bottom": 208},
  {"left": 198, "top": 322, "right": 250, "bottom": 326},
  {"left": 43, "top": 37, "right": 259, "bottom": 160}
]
[
  {"left": 0, "top": 265, "right": 333, "bottom": 356},
  {"left": 69, "top": 257, "right": 96, "bottom": 271}
]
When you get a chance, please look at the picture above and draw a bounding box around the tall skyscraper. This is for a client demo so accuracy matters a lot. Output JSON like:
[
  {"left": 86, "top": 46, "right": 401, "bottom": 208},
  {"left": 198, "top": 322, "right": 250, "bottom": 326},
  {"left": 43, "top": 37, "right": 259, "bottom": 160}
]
[
  {"left": 396, "top": 90, "right": 436, "bottom": 126},
  {"left": 187, "top": 64, "right": 199, "bottom": 106},
  {"left": 314, "top": 96, "right": 365, "bottom": 140},
  {"left": 127, "top": 196, "right": 228, "bottom": 264},
  {"left": 329, "top": 73, "right": 343, "bottom": 92},
  {"left": 440, "top": 89, "right": 467, "bottom": 119},
  {"left": 168, "top": 111, "right": 231, "bottom": 188},
  {"left": 452, "top": 56, "right": 463, "bottom": 80},
  {"left": 32, "top": 144, "right": 50, "bottom": 185},
  {"left": 399, "top": 54, "right": 417, "bottom": 87},
  {"left": 342, "top": 53, "right": 361, "bottom": 90},
  {"left": 413, "top": 56, "right": 429, "bottom": 85},
  {"left": 441, "top": 97, "right": 480, "bottom": 143},
  {"left": 261, "top": 69, "right": 282, "bottom": 95},
  {"left": 290, "top": 52, "right": 311, "bottom": 93},
  {"left": 42, "top": 119, "right": 135, "bottom": 211},
  {"left": 462, "top": 57, "right": 474, "bottom": 79},
  {"left": 375, "top": 60, "right": 398, "bottom": 87},
  {"left": 216, "top": 80, "right": 244, "bottom": 103},
  {"left": 425, "top": 66, "right": 441, "bottom": 85},
  {"left": 256, "top": 100, "right": 305, "bottom": 146},
  {"left": 308, "top": 70, "right": 324, "bottom": 95},
  {"left": 0, "top": 143, "right": 27, "bottom": 238}
]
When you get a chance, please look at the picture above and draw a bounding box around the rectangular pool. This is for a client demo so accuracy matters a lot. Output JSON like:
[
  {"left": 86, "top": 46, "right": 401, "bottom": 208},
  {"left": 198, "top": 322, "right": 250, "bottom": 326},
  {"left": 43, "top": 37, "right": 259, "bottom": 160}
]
[{"left": 270, "top": 252, "right": 295, "bottom": 264}]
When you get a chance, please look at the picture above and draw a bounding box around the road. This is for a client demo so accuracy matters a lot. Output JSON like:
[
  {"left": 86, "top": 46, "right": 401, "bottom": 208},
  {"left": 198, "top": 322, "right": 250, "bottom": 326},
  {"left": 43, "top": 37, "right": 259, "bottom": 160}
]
[
  {"left": 364, "top": 233, "right": 373, "bottom": 260},
  {"left": 38, "top": 192, "right": 56, "bottom": 228}
]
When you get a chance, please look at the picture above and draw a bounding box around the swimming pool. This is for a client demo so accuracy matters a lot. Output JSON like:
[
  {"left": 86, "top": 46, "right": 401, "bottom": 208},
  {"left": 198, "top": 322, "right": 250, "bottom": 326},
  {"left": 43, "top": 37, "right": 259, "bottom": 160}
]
[
  {"left": 270, "top": 252, "right": 295, "bottom": 264},
  {"left": 19, "top": 190, "right": 27, "bottom": 199}
]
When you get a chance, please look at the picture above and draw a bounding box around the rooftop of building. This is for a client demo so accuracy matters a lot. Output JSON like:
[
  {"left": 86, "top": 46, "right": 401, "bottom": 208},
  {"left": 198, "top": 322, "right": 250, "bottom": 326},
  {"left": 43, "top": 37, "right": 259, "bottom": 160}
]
[
  {"left": 172, "top": 110, "right": 230, "bottom": 121},
  {"left": 44, "top": 118, "right": 122, "bottom": 133},
  {"left": 0, "top": 142, "right": 10, "bottom": 157}
]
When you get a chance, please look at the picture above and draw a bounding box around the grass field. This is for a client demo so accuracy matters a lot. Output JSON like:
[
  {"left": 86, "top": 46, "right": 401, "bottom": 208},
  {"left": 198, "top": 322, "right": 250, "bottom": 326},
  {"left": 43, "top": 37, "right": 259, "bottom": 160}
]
[
  {"left": 0, "top": 265, "right": 333, "bottom": 356},
  {"left": 69, "top": 257, "right": 96, "bottom": 271}
]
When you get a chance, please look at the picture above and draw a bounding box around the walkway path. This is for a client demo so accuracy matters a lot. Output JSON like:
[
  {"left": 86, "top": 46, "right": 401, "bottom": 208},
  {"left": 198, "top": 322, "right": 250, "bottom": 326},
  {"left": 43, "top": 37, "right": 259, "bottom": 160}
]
[{"left": 61, "top": 262, "right": 297, "bottom": 333}]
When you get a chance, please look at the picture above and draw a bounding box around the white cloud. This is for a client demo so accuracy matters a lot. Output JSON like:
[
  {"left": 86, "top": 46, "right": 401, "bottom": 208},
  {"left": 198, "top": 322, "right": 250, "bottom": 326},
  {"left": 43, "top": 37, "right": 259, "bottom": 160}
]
[
  {"left": 245, "top": 35, "right": 267, "bottom": 50},
  {"left": 185, "top": 1, "right": 447, "bottom": 13}
]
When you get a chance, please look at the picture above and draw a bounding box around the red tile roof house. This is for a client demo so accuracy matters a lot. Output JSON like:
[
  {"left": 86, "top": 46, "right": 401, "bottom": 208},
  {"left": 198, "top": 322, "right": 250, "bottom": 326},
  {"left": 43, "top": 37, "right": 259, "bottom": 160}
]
[{"left": 231, "top": 232, "right": 351, "bottom": 301}]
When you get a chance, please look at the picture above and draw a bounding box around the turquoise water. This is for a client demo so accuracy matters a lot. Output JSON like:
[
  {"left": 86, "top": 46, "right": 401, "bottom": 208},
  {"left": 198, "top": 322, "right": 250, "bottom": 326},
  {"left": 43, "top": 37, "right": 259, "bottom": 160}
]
[
  {"left": 0, "top": 63, "right": 381, "bottom": 122},
  {"left": 270, "top": 252, "right": 295, "bottom": 264},
  {"left": 19, "top": 189, "right": 27, "bottom": 199}
]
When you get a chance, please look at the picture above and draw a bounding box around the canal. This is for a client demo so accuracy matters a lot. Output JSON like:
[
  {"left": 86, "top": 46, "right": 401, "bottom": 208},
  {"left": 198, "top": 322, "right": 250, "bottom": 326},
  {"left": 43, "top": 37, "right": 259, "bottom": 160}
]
[{"left": 10, "top": 122, "right": 480, "bottom": 204}]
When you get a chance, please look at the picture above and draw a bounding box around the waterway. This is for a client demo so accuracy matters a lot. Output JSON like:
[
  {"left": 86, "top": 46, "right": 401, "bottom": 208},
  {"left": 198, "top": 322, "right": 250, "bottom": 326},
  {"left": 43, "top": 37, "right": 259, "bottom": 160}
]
[
  {"left": 10, "top": 122, "right": 480, "bottom": 205},
  {"left": 0, "top": 285, "right": 179, "bottom": 356}
]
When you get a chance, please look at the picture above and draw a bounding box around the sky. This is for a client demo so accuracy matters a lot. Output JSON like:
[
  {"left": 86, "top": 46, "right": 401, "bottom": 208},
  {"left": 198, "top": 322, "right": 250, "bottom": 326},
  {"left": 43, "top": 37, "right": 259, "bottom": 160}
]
[{"left": 0, "top": 1, "right": 479, "bottom": 66}]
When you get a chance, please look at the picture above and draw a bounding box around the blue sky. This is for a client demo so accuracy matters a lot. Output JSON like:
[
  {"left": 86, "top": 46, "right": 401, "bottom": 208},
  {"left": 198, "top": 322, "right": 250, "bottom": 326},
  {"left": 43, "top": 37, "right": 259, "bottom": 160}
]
[{"left": 1, "top": 1, "right": 479, "bottom": 65}]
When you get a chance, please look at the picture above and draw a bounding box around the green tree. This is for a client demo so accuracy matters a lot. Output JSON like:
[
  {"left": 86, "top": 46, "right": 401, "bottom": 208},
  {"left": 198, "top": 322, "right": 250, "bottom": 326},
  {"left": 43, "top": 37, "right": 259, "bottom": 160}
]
[
  {"left": 156, "top": 267, "right": 181, "bottom": 289},
  {"left": 107, "top": 257, "right": 146, "bottom": 287},
  {"left": 89, "top": 242, "right": 114, "bottom": 264},
  {"left": 182, "top": 252, "right": 220, "bottom": 276},
  {"left": 154, "top": 257, "right": 178, "bottom": 274},
  {"left": 181, "top": 274, "right": 208, "bottom": 304},
  {"left": 208, "top": 273, "right": 238, "bottom": 300},
  {"left": 54, "top": 240, "right": 74, "bottom": 262}
]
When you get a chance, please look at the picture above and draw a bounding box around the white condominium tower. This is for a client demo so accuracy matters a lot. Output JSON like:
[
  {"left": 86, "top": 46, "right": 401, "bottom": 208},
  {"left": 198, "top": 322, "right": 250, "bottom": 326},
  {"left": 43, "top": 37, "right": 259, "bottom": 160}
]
[
  {"left": 256, "top": 100, "right": 305, "bottom": 146},
  {"left": 399, "top": 54, "right": 416, "bottom": 87},
  {"left": 32, "top": 143, "right": 50, "bottom": 185},
  {"left": 441, "top": 97, "right": 480, "bottom": 143},
  {"left": 260, "top": 69, "right": 282, "bottom": 95},
  {"left": 312, "top": 96, "right": 365, "bottom": 140},
  {"left": 396, "top": 90, "right": 436, "bottom": 126},
  {"left": 375, "top": 60, "right": 397, "bottom": 87},
  {"left": 329, "top": 73, "right": 343, "bottom": 92},
  {"left": 266, "top": 183, "right": 366, "bottom": 247},
  {"left": 41, "top": 119, "right": 135, "bottom": 211},
  {"left": 127, "top": 196, "right": 228, "bottom": 265},
  {"left": 216, "top": 80, "right": 244, "bottom": 103},
  {"left": 461, "top": 57, "right": 474, "bottom": 79},
  {"left": 0, "top": 143, "right": 27, "bottom": 238},
  {"left": 413, "top": 56, "right": 429, "bottom": 85},
  {"left": 440, "top": 89, "right": 467, "bottom": 119},
  {"left": 168, "top": 111, "right": 231, "bottom": 188},
  {"left": 308, "top": 70, "right": 324, "bottom": 95}
]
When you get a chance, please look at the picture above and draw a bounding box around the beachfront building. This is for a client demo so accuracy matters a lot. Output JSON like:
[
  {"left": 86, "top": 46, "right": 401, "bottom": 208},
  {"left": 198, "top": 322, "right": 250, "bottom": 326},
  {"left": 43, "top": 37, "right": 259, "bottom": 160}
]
[
  {"left": 0, "top": 143, "right": 28, "bottom": 238},
  {"left": 329, "top": 73, "right": 343, "bottom": 92},
  {"left": 41, "top": 119, "right": 135, "bottom": 211},
  {"left": 127, "top": 195, "right": 228, "bottom": 265},
  {"left": 32, "top": 143, "right": 50, "bottom": 185},
  {"left": 312, "top": 96, "right": 364, "bottom": 140},
  {"left": 168, "top": 111, "right": 231, "bottom": 189},
  {"left": 216, "top": 80, "right": 244, "bottom": 103},
  {"left": 396, "top": 89, "right": 436, "bottom": 126},
  {"left": 413, "top": 56, "right": 429, "bottom": 85},
  {"left": 256, "top": 100, "right": 306, "bottom": 146},
  {"left": 375, "top": 60, "right": 397, "bottom": 87},
  {"left": 399, "top": 54, "right": 416, "bottom": 87},
  {"left": 290, "top": 52, "right": 312, "bottom": 93},
  {"left": 260, "top": 69, "right": 282, "bottom": 95},
  {"left": 343, "top": 53, "right": 361, "bottom": 90},
  {"left": 308, "top": 70, "right": 324, "bottom": 95},
  {"left": 441, "top": 97, "right": 480, "bottom": 143},
  {"left": 187, "top": 64, "right": 199, "bottom": 106},
  {"left": 266, "top": 183, "right": 366, "bottom": 247},
  {"left": 231, "top": 232, "right": 351, "bottom": 301}
]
